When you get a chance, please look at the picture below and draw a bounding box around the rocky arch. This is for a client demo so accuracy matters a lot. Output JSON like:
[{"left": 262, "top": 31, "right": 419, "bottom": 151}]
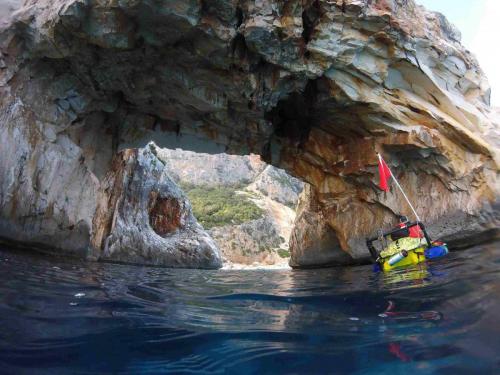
[{"left": 0, "top": 0, "right": 498, "bottom": 268}]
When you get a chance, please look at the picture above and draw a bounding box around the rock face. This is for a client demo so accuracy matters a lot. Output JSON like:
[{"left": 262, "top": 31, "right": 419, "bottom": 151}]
[
  {"left": 249, "top": 165, "right": 304, "bottom": 207},
  {"left": 158, "top": 149, "right": 266, "bottom": 188},
  {"left": 0, "top": 0, "right": 498, "bottom": 267},
  {"left": 290, "top": 185, "right": 354, "bottom": 268},
  {"left": 91, "top": 144, "right": 222, "bottom": 268},
  {"left": 0, "top": 1, "right": 21, "bottom": 29}
]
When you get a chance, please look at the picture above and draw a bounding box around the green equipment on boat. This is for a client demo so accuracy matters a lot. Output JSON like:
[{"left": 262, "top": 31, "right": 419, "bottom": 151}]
[{"left": 366, "top": 221, "right": 444, "bottom": 272}]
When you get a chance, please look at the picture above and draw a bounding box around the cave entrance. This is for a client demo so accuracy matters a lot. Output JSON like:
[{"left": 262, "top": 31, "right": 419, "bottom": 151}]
[{"left": 135, "top": 144, "right": 305, "bottom": 268}]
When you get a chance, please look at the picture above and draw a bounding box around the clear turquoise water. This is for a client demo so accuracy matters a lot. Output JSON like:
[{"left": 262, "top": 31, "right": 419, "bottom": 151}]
[{"left": 0, "top": 242, "right": 498, "bottom": 374}]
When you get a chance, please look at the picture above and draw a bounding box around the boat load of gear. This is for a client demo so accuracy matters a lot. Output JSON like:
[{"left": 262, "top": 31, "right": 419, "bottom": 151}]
[{"left": 366, "top": 220, "right": 448, "bottom": 272}]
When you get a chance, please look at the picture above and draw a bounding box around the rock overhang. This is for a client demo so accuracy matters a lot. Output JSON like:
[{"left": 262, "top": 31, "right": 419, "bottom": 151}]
[{"left": 0, "top": 0, "right": 498, "bottom": 266}]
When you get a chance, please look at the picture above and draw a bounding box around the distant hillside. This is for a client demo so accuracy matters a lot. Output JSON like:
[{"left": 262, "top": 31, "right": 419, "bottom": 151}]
[{"left": 156, "top": 148, "right": 304, "bottom": 266}]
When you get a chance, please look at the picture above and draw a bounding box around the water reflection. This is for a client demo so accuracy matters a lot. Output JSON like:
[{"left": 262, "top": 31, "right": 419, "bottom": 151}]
[{"left": 0, "top": 242, "right": 498, "bottom": 374}]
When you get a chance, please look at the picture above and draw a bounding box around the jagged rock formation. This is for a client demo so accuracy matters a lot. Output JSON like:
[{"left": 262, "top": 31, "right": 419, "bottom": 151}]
[
  {"left": 91, "top": 145, "right": 222, "bottom": 268},
  {"left": 0, "top": 0, "right": 498, "bottom": 267}
]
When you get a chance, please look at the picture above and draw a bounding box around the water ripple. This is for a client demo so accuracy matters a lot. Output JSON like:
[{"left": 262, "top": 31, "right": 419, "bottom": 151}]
[{"left": 0, "top": 243, "right": 498, "bottom": 374}]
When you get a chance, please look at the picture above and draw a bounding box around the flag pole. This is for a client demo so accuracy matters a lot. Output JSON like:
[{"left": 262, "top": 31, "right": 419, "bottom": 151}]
[{"left": 377, "top": 153, "right": 421, "bottom": 222}]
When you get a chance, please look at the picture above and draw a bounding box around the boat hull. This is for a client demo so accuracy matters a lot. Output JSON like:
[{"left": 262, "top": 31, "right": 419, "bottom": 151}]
[
  {"left": 381, "top": 247, "right": 426, "bottom": 272},
  {"left": 379, "top": 244, "right": 449, "bottom": 272}
]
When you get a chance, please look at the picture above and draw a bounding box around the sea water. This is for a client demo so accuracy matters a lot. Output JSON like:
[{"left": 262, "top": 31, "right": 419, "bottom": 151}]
[{"left": 0, "top": 242, "right": 498, "bottom": 374}]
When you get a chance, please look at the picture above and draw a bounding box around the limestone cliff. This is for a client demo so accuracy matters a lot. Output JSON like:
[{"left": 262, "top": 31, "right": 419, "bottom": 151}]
[{"left": 0, "top": 0, "right": 498, "bottom": 267}]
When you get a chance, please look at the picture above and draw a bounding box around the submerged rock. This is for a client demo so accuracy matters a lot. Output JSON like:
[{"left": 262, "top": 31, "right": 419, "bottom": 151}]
[
  {"left": 0, "top": 0, "right": 498, "bottom": 267},
  {"left": 91, "top": 145, "right": 222, "bottom": 269}
]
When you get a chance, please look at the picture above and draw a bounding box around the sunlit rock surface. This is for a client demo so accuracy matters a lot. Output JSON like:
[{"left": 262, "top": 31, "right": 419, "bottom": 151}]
[{"left": 0, "top": 0, "right": 498, "bottom": 267}]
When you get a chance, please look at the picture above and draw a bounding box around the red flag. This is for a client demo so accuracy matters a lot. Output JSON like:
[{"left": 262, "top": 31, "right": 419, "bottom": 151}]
[{"left": 378, "top": 155, "right": 391, "bottom": 191}]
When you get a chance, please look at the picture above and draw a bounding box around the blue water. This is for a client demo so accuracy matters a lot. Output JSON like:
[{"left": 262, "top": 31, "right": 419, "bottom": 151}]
[{"left": 0, "top": 242, "right": 499, "bottom": 374}]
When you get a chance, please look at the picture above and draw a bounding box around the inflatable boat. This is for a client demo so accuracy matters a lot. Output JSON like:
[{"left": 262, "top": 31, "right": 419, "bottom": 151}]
[{"left": 366, "top": 221, "right": 448, "bottom": 272}]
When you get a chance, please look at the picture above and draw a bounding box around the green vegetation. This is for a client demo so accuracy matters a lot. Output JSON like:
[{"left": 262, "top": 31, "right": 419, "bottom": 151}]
[
  {"left": 181, "top": 184, "right": 264, "bottom": 229},
  {"left": 277, "top": 249, "right": 290, "bottom": 258}
]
